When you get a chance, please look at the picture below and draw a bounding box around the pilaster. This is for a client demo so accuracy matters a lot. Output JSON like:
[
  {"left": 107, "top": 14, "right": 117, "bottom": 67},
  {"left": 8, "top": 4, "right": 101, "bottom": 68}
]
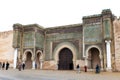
[
  {"left": 13, "top": 48, "right": 18, "bottom": 69},
  {"left": 105, "top": 40, "right": 112, "bottom": 70}
]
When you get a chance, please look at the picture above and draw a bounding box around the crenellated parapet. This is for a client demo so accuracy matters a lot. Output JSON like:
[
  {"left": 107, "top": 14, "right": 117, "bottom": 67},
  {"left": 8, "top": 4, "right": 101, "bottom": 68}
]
[
  {"left": 0, "top": 30, "right": 13, "bottom": 38},
  {"left": 83, "top": 14, "right": 101, "bottom": 25}
]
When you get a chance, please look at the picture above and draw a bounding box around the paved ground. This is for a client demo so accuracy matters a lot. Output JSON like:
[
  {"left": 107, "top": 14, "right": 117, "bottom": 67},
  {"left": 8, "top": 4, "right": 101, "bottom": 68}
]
[{"left": 0, "top": 69, "right": 120, "bottom": 80}]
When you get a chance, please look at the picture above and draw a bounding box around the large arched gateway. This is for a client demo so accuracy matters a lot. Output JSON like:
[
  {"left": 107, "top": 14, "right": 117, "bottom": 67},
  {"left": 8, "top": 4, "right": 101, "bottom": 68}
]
[
  {"left": 13, "top": 9, "right": 114, "bottom": 71},
  {"left": 54, "top": 42, "right": 77, "bottom": 70},
  {"left": 58, "top": 48, "right": 73, "bottom": 70}
]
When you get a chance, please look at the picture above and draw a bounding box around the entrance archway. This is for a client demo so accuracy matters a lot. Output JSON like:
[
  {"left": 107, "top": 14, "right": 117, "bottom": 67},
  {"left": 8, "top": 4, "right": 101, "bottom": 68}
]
[
  {"left": 36, "top": 53, "right": 40, "bottom": 69},
  {"left": 87, "top": 48, "right": 100, "bottom": 69},
  {"left": 54, "top": 42, "right": 77, "bottom": 70},
  {"left": 36, "top": 50, "right": 43, "bottom": 69},
  {"left": 58, "top": 48, "right": 73, "bottom": 70},
  {"left": 25, "top": 52, "right": 32, "bottom": 69}
]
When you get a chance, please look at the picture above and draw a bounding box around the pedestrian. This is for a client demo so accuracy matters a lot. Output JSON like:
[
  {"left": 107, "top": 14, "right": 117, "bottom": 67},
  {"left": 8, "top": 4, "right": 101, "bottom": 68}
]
[
  {"left": 76, "top": 64, "right": 80, "bottom": 73},
  {"left": 95, "top": 64, "right": 100, "bottom": 73},
  {"left": 84, "top": 65, "right": 87, "bottom": 72},
  {"left": 0, "top": 62, "right": 2, "bottom": 69},
  {"left": 35, "top": 63, "right": 37, "bottom": 69},
  {"left": 2, "top": 62, "right": 5, "bottom": 70},
  {"left": 6, "top": 61, "right": 9, "bottom": 70},
  {"left": 17, "top": 62, "right": 22, "bottom": 71},
  {"left": 22, "top": 62, "right": 25, "bottom": 70}
]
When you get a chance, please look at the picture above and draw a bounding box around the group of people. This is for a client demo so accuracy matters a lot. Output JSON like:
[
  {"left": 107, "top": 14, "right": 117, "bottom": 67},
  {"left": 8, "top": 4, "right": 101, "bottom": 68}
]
[
  {"left": 76, "top": 64, "right": 87, "bottom": 73},
  {"left": 17, "top": 62, "right": 38, "bottom": 71},
  {"left": 76, "top": 64, "right": 100, "bottom": 74},
  {"left": 17, "top": 62, "right": 25, "bottom": 71},
  {"left": 0, "top": 61, "right": 10, "bottom": 70},
  {"left": 0, "top": 61, "right": 100, "bottom": 73}
]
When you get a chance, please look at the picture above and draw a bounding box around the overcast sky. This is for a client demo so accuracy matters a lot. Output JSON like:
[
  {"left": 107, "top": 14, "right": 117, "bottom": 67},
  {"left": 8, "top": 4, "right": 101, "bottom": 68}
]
[{"left": 0, "top": 0, "right": 119, "bottom": 31}]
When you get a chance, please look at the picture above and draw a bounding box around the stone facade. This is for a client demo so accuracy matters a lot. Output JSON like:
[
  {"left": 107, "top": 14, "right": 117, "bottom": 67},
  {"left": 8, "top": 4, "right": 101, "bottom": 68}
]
[
  {"left": 113, "top": 18, "right": 120, "bottom": 71},
  {"left": 0, "top": 31, "right": 14, "bottom": 67},
  {"left": 11, "top": 9, "right": 118, "bottom": 71}
]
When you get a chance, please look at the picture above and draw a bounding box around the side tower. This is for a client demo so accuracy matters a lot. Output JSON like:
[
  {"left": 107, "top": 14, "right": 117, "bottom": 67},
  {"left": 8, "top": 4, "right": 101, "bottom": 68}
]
[
  {"left": 82, "top": 9, "right": 114, "bottom": 71},
  {"left": 102, "top": 9, "right": 115, "bottom": 71},
  {"left": 12, "top": 24, "right": 22, "bottom": 69},
  {"left": 13, "top": 24, "right": 45, "bottom": 69}
]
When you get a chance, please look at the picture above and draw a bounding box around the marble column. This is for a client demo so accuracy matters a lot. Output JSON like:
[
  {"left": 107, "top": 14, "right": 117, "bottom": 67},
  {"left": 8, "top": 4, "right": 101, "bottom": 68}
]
[
  {"left": 105, "top": 40, "right": 112, "bottom": 70},
  {"left": 40, "top": 60, "right": 43, "bottom": 70},
  {"left": 32, "top": 60, "right": 35, "bottom": 69},
  {"left": 85, "top": 57, "right": 87, "bottom": 66},
  {"left": 13, "top": 48, "right": 18, "bottom": 69}
]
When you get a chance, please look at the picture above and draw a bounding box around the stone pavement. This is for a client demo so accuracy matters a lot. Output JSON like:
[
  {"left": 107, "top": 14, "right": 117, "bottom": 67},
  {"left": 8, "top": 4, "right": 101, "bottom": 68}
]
[{"left": 0, "top": 69, "right": 120, "bottom": 80}]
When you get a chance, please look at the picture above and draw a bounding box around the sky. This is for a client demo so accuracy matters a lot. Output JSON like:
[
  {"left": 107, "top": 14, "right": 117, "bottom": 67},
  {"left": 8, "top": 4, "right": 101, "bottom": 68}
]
[{"left": 0, "top": 0, "right": 120, "bottom": 31}]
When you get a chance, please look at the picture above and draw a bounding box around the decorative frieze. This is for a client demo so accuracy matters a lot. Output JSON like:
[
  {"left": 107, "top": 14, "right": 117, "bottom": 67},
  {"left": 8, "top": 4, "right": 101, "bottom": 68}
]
[
  {"left": 0, "top": 31, "right": 12, "bottom": 38},
  {"left": 46, "top": 25, "right": 82, "bottom": 34},
  {"left": 24, "top": 28, "right": 35, "bottom": 32},
  {"left": 83, "top": 17, "right": 101, "bottom": 24}
]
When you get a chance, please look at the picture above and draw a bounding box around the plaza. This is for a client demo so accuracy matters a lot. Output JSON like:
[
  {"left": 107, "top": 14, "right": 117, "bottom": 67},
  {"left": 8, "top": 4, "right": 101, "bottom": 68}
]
[{"left": 0, "top": 69, "right": 120, "bottom": 80}]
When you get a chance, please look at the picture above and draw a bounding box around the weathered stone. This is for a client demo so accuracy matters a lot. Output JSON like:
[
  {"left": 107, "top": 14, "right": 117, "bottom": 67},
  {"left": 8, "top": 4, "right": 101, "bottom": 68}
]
[
  {"left": 0, "top": 31, "right": 14, "bottom": 67},
  {"left": 113, "top": 19, "right": 120, "bottom": 71}
]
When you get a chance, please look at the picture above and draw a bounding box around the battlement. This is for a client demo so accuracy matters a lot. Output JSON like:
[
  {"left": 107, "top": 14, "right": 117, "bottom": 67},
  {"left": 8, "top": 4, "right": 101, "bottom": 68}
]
[{"left": 0, "top": 30, "right": 13, "bottom": 38}]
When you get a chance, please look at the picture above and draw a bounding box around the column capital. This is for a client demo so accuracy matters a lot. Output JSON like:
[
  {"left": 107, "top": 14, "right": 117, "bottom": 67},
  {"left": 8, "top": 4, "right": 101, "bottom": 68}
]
[{"left": 105, "top": 40, "right": 111, "bottom": 43}]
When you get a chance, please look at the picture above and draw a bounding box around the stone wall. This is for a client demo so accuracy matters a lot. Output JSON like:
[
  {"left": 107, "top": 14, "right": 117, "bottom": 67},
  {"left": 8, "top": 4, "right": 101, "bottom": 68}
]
[
  {"left": 113, "top": 18, "right": 120, "bottom": 71},
  {"left": 43, "top": 60, "right": 56, "bottom": 70},
  {"left": 0, "top": 30, "right": 14, "bottom": 67}
]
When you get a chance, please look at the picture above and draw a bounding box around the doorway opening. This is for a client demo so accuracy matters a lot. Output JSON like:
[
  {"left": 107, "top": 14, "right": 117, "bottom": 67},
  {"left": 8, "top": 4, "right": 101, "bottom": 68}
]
[
  {"left": 58, "top": 48, "right": 73, "bottom": 70},
  {"left": 25, "top": 52, "right": 32, "bottom": 69},
  {"left": 87, "top": 48, "right": 100, "bottom": 69}
]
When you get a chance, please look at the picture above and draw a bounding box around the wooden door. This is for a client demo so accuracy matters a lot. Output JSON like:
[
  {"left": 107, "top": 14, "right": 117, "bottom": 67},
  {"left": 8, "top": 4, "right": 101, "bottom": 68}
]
[{"left": 58, "top": 48, "right": 73, "bottom": 70}]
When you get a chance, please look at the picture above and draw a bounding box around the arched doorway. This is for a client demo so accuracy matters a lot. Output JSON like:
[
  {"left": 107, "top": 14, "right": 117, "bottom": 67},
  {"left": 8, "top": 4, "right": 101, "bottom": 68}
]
[
  {"left": 58, "top": 48, "right": 73, "bottom": 70},
  {"left": 87, "top": 48, "right": 100, "bottom": 69},
  {"left": 36, "top": 53, "right": 40, "bottom": 69},
  {"left": 25, "top": 52, "right": 32, "bottom": 69}
]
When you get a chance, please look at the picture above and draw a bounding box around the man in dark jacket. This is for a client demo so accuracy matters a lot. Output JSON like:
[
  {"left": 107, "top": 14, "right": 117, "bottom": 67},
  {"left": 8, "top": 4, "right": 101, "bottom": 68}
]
[
  {"left": 96, "top": 64, "right": 100, "bottom": 73},
  {"left": 6, "top": 61, "right": 9, "bottom": 70}
]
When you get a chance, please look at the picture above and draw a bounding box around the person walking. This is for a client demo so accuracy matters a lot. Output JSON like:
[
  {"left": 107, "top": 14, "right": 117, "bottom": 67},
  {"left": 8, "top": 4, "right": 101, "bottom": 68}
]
[
  {"left": 0, "top": 62, "right": 2, "bottom": 69},
  {"left": 2, "top": 62, "right": 5, "bottom": 70},
  {"left": 22, "top": 62, "right": 25, "bottom": 70},
  {"left": 6, "top": 61, "right": 9, "bottom": 70},
  {"left": 35, "top": 63, "right": 37, "bottom": 69},
  {"left": 84, "top": 65, "right": 87, "bottom": 72},
  {"left": 76, "top": 64, "right": 80, "bottom": 73},
  {"left": 96, "top": 64, "right": 100, "bottom": 73},
  {"left": 17, "top": 62, "right": 22, "bottom": 71}
]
